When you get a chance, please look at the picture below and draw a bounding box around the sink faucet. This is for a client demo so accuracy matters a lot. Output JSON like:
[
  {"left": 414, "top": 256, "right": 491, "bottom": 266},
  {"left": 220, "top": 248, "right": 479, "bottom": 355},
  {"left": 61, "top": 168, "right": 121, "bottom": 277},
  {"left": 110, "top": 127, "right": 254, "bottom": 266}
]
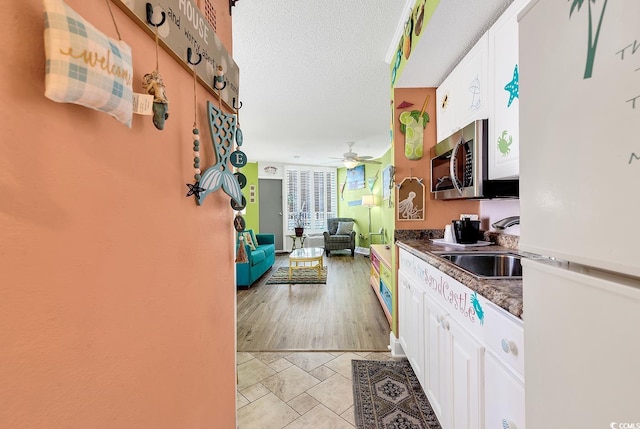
[{"left": 491, "top": 216, "right": 520, "bottom": 230}]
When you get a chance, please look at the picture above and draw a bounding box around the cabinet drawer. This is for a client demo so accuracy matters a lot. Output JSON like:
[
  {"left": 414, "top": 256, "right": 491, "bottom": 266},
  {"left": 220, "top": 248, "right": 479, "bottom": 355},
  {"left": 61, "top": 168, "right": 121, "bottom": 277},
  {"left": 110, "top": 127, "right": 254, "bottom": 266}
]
[
  {"left": 370, "top": 251, "right": 381, "bottom": 272},
  {"left": 370, "top": 265, "right": 380, "bottom": 287},
  {"left": 484, "top": 301, "right": 524, "bottom": 377},
  {"left": 380, "top": 280, "right": 392, "bottom": 314},
  {"left": 379, "top": 263, "right": 393, "bottom": 287}
]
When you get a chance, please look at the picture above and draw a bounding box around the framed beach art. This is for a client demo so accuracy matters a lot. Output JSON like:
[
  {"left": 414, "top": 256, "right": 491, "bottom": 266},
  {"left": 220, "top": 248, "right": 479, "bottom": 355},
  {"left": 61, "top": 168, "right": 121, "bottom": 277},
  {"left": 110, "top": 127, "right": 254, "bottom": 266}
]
[
  {"left": 382, "top": 165, "right": 394, "bottom": 201},
  {"left": 396, "top": 177, "right": 425, "bottom": 221},
  {"left": 346, "top": 164, "right": 365, "bottom": 190}
]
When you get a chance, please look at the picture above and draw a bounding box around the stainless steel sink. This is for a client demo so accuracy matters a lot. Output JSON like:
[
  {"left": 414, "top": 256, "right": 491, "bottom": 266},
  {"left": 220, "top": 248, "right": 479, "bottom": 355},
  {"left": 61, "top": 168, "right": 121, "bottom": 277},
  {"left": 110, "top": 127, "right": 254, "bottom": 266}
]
[{"left": 434, "top": 252, "right": 523, "bottom": 279}]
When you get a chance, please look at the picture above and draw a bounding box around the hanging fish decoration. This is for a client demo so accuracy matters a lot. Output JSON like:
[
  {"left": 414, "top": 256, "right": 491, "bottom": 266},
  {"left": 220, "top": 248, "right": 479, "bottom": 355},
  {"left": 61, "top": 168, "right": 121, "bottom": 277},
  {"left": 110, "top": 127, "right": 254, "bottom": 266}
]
[{"left": 196, "top": 100, "right": 243, "bottom": 206}]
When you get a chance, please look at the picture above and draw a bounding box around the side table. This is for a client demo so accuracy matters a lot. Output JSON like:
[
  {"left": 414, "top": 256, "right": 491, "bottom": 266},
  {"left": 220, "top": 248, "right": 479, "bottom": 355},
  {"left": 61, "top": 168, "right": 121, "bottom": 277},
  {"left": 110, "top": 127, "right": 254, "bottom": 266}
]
[{"left": 286, "top": 234, "right": 307, "bottom": 251}]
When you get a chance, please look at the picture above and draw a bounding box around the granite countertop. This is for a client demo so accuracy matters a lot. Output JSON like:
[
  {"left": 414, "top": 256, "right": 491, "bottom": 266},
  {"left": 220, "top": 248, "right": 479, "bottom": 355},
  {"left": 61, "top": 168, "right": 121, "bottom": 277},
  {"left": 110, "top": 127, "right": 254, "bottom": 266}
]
[{"left": 396, "top": 239, "right": 524, "bottom": 320}]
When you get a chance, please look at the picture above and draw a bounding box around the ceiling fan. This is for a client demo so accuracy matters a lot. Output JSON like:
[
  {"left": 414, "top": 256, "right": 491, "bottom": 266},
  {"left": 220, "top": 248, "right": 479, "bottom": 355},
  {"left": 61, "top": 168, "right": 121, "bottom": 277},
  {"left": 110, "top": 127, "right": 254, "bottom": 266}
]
[{"left": 332, "top": 142, "right": 381, "bottom": 168}]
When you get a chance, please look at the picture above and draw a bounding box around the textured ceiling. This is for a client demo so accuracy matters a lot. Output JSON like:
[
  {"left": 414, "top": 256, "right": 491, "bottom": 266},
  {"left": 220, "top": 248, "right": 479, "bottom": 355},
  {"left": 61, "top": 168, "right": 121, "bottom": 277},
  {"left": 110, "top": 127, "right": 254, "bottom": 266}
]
[{"left": 231, "top": 0, "right": 513, "bottom": 168}]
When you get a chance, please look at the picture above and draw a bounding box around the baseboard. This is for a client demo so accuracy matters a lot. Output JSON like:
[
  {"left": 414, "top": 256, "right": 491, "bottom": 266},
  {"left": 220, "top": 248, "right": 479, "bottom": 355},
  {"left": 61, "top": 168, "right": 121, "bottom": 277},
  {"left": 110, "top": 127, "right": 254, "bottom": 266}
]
[
  {"left": 389, "top": 333, "right": 405, "bottom": 358},
  {"left": 355, "top": 246, "right": 370, "bottom": 256}
]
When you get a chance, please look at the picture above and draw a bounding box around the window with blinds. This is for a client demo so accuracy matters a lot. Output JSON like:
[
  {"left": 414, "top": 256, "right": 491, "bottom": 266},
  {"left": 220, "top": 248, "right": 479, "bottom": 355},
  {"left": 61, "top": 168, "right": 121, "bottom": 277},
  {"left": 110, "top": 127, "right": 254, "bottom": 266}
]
[{"left": 285, "top": 167, "right": 337, "bottom": 233}]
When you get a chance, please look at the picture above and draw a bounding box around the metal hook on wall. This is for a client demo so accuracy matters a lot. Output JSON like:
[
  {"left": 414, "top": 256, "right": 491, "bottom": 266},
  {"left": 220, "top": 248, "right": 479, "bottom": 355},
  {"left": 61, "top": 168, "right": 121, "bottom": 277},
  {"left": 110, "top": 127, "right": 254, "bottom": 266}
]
[
  {"left": 146, "top": 3, "right": 166, "bottom": 27},
  {"left": 233, "top": 98, "right": 243, "bottom": 111},
  {"left": 187, "top": 47, "right": 202, "bottom": 66},
  {"left": 229, "top": 0, "right": 238, "bottom": 15}
]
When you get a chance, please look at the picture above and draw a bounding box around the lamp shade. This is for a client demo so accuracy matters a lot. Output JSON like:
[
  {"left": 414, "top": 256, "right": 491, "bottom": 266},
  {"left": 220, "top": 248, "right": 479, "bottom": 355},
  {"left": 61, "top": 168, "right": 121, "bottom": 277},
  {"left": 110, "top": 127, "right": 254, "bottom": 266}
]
[
  {"left": 361, "top": 194, "right": 376, "bottom": 207},
  {"left": 344, "top": 159, "right": 359, "bottom": 169}
]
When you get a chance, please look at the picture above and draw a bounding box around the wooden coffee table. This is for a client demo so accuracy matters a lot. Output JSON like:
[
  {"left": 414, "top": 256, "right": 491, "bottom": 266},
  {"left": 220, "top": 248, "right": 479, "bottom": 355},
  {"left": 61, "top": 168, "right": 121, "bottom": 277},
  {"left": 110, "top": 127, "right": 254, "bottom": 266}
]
[{"left": 288, "top": 247, "right": 324, "bottom": 280}]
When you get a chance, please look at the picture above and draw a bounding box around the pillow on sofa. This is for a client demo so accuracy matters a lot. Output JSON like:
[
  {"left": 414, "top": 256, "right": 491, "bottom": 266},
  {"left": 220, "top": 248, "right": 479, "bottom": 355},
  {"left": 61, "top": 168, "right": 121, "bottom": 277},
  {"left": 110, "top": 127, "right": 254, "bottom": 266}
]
[
  {"left": 43, "top": 0, "right": 134, "bottom": 127},
  {"left": 336, "top": 221, "right": 354, "bottom": 235},
  {"left": 248, "top": 230, "right": 258, "bottom": 246},
  {"left": 242, "top": 230, "right": 257, "bottom": 251}
]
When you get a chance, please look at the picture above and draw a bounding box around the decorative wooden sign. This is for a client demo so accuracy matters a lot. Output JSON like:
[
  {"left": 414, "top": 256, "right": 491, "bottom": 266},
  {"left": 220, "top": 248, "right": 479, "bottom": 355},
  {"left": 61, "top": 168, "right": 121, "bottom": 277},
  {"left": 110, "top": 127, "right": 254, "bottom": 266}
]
[
  {"left": 112, "top": 0, "right": 239, "bottom": 109},
  {"left": 396, "top": 177, "right": 425, "bottom": 221}
]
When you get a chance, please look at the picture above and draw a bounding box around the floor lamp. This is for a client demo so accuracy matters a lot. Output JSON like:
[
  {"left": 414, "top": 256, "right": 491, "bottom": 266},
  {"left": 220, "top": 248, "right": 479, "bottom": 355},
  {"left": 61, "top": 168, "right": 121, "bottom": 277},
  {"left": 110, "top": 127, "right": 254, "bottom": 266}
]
[{"left": 361, "top": 194, "right": 376, "bottom": 241}]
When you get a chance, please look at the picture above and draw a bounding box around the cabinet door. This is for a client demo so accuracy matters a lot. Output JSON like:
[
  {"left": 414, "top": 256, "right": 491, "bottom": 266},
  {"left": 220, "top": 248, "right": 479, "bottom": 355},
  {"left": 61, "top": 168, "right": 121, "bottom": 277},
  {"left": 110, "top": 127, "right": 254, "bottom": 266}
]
[
  {"left": 488, "top": 0, "right": 528, "bottom": 179},
  {"left": 407, "top": 277, "right": 425, "bottom": 385},
  {"left": 485, "top": 351, "right": 525, "bottom": 429},
  {"left": 449, "top": 315, "right": 484, "bottom": 429},
  {"left": 424, "top": 293, "right": 485, "bottom": 429},
  {"left": 397, "top": 272, "right": 411, "bottom": 355},
  {"left": 423, "top": 295, "right": 449, "bottom": 424},
  {"left": 398, "top": 272, "right": 425, "bottom": 388},
  {"left": 456, "top": 33, "right": 489, "bottom": 128},
  {"left": 436, "top": 73, "right": 458, "bottom": 143}
]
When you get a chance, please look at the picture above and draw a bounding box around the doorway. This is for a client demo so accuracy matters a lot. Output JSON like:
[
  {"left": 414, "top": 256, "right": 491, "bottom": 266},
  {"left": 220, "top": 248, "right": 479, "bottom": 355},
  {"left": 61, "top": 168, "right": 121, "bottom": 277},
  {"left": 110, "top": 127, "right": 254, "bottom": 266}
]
[{"left": 258, "top": 178, "right": 283, "bottom": 251}]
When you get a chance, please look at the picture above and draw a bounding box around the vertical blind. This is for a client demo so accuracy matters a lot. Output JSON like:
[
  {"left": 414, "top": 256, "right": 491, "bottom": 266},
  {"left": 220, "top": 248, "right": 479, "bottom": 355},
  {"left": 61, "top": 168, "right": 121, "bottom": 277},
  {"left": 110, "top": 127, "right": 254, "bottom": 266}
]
[{"left": 285, "top": 167, "right": 337, "bottom": 233}]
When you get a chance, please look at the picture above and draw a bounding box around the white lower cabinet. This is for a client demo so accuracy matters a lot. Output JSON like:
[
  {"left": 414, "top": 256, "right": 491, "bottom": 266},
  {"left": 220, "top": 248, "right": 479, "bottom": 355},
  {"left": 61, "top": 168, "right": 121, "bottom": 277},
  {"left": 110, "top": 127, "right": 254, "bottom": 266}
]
[
  {"left": 398, "top": 272, "right": 425, "bottom": 385},
  {"left": 423, "top": 293, "right": 484, "bottom": 429},
  {"left": 398, "top": 247, "right": 525, "bottom": 429},
  {"left": 423, "top": 295, "right": 447, "bottom": 420},
  {"left": 449, "top": 315, "right": 484, "bottom": 429},
  {"left": 484, "top": 351, "right": 524, "bottom": 429}
]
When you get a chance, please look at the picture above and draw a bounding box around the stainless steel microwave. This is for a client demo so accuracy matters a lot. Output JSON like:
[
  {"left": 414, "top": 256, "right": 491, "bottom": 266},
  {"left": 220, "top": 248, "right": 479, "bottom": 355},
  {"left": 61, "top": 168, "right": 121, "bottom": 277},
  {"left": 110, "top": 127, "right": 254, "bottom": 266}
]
[{"left": 430, "top": 119, "right": 518, "bottom": 200}]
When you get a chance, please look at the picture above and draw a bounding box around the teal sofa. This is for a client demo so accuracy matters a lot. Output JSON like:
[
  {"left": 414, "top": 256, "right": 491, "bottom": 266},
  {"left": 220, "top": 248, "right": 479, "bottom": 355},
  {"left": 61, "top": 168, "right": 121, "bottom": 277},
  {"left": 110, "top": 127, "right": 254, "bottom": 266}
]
[{"left": 236, "top": 233, "right": 276, "bottom": 288}]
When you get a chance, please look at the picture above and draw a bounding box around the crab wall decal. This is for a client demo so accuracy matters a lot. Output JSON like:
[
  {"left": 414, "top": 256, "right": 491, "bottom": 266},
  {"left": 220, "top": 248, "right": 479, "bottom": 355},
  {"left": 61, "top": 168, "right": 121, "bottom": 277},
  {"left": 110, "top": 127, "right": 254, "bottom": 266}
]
[{"left": 497, "top": 130, "right": 513, "bottom": 156}]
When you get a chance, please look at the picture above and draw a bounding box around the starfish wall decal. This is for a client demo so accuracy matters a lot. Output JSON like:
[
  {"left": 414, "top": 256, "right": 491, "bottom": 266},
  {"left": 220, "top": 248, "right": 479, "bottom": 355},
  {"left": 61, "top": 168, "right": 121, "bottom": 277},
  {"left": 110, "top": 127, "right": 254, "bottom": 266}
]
[{"left": 504, "top": 64, "right": 519, "bottom": 107}]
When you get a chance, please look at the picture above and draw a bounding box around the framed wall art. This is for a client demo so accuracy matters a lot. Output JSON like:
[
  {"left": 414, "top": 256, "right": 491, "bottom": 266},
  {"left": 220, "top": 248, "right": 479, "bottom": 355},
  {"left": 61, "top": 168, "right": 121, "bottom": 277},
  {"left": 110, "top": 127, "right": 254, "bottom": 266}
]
[
  {"left": 382, "top": 165, "right": 394, "bottom": 201},
  {"left": 346, "top": 164, "right": 365, "bottom": 190},
  {"left": 396, "top": 177, "right": 425, "bottom": 221}
]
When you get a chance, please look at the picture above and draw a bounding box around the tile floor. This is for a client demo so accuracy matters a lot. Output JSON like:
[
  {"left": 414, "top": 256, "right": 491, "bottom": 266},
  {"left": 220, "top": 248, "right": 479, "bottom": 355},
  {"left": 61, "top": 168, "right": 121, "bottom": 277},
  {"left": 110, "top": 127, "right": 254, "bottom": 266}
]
[{"left": 236, "top": 351, "right": 398, "bottom": 429}]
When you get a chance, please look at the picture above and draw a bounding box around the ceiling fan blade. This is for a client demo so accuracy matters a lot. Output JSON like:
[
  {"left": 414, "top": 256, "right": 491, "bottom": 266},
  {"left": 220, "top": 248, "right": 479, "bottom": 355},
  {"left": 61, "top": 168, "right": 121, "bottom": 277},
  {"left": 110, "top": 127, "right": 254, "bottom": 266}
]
[{"left": 355, "top": 155, "right": 373, "bottom": 160}]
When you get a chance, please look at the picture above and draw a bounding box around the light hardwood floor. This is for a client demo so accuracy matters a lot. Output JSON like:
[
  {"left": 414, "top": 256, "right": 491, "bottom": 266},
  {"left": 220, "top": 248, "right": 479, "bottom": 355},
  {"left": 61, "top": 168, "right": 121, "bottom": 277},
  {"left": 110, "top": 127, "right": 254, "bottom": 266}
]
[{"left": 237, "top": 251, "right": 391, "bottom": 352}]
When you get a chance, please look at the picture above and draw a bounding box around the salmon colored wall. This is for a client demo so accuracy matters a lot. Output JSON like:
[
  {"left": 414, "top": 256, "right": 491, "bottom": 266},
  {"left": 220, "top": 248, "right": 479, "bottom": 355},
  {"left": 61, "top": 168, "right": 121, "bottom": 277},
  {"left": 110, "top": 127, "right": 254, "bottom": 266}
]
[
  {"left": 393, "top": 87, "right": 479, "bottom": 230},
  {"left": 0, "top": 1, "right": 237, "bottom": 428}
]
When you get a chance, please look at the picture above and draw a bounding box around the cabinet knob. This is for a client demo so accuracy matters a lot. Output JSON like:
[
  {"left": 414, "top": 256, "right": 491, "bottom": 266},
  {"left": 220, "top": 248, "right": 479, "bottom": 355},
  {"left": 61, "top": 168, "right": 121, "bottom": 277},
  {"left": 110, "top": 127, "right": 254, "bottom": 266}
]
[
  {"left": 501, "top": 339, "right": 518, "bottom": 355},
  {"left": 437, "top": 315, "right": 449, "bottom": 330},
  {"left": 502, "top": 418, "right": 517, "bottom": 429}
]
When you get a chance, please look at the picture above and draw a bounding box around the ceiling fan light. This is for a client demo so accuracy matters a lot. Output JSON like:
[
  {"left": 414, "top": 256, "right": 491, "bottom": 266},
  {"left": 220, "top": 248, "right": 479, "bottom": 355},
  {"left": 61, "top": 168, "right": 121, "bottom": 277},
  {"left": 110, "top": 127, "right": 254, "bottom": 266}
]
[{"left": 343, "top": 159, "right": 359, "bottom": 169}]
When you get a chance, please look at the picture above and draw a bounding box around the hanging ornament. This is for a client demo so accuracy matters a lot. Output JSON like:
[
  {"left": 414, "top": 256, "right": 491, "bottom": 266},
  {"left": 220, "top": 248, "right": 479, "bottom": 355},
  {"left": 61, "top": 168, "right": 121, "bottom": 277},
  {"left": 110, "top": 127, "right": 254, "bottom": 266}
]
[
  {"left": 143, "top": 5, "right": 169, "bottom": 130},
  {"left": 234, "top": 172, "right": 247, "bottom": 189},
  {"left": 213, "top": 65, "right": 227, "bottom": 91},
  {"left": 235, "top": 234, "right": 248, "bottom": 263},
  {"left": 195, "top": 101, "right": 242, "bottom": 205},
  {"left": 234, "top": 214, "right": 246, "bottom": 232},
  {"left": 142, "top": 70, "right": 169, "bottom": 130},
  {"left": 185, "top": 48, "right": 205, "bottom": 201}
]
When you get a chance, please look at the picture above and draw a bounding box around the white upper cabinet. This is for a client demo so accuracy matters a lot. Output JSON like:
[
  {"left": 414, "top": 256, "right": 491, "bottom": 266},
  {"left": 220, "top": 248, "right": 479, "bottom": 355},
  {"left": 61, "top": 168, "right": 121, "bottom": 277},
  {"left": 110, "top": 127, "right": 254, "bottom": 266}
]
[
  {"left": 436, "top": 34, "right": 489, "bottom": 143},
  {"left": 455, "top": 34, "right": 490, "bottom": 130},
  {"left": 487, "top": 0, "right": 530, "bottom": 179},
  {"left": 435, "top": 72, "right": 457, "bottom": 143}
]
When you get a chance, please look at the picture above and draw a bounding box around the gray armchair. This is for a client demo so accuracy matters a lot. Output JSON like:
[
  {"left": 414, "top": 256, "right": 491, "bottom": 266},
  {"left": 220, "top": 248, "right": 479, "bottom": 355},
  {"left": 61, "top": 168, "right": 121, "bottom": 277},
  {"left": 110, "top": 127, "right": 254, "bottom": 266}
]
[{"left": 323, "top": 218, "right": 356, "bottom": 256}]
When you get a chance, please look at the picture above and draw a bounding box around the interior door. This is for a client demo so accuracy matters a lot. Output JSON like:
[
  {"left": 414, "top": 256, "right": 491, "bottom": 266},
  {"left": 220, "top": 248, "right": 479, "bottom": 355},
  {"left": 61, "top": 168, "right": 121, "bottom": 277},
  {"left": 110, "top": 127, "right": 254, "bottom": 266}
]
[{"left": 258, "top": 179, "right": 283, "bottom": 251}]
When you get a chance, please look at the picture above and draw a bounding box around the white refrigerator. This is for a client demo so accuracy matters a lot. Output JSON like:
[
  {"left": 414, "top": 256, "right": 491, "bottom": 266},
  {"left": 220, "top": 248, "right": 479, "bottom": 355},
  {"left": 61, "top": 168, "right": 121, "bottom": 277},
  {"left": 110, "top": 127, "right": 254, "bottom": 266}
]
[{"left": 519, "top": 1, "right": 640, "bottom": 428}]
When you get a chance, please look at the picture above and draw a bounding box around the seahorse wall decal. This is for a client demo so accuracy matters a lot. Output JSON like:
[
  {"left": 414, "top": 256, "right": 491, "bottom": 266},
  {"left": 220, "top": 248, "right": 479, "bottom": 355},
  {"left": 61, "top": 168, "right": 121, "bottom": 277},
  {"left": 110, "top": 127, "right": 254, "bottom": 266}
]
[
  {"left": 471, "top": 292, "right": 485, "bottom": 325},
  {"left": 197, "top": 101, "right": 243, "bottom": 206},
  {"left": 568, "top": 0, "right": 609, "bottom": 79}
]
